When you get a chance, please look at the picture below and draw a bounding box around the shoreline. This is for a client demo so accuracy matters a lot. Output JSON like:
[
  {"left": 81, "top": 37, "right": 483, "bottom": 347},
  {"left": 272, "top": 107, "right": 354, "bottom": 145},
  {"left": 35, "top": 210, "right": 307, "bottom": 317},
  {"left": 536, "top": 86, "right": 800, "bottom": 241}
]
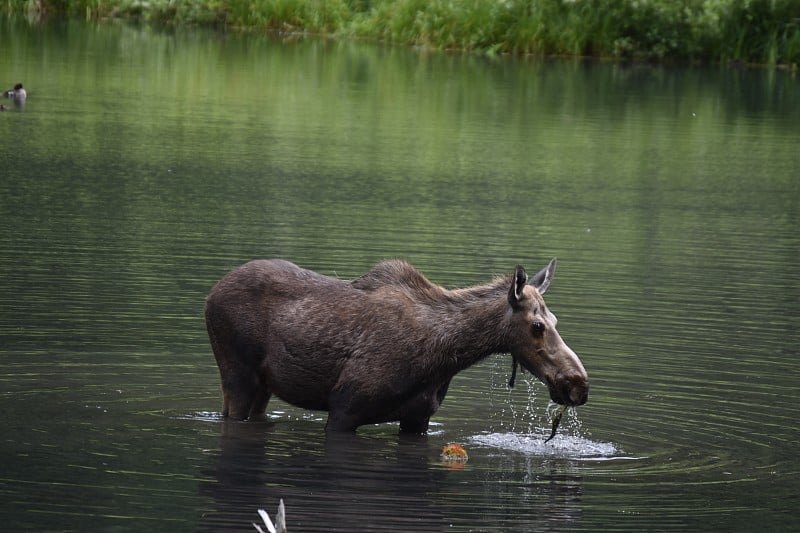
[{"left": 3, "top": 0, "right": 799, "bottom": 68}]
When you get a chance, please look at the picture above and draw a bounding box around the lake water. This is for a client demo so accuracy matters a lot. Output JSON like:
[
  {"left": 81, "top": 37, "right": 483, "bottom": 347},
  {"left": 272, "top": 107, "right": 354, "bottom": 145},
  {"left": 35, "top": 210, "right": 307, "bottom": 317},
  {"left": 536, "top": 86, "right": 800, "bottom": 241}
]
[{"left": 1, "top": 16, "right": 798, "bottom": 532}]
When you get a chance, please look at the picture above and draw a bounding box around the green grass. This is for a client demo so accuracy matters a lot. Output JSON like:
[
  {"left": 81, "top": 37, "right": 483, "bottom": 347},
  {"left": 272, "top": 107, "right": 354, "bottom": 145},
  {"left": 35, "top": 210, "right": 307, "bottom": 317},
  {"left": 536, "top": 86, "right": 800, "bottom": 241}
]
[{"left": 4, "top": 0, "right": 799, "bottom": 65}]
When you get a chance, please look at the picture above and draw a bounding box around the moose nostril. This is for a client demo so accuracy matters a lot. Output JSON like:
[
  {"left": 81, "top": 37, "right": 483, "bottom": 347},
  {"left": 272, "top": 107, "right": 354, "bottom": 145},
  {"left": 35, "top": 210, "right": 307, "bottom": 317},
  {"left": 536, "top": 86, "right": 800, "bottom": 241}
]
[
  {"left": 549, "top": 372, "right": 590, "bottom": 406},
  {"left": 572, "top": 386, "right": 589, "bottom": 406},
  {"left": 561, "top": 375, "right": 589, "bottom": 406}
]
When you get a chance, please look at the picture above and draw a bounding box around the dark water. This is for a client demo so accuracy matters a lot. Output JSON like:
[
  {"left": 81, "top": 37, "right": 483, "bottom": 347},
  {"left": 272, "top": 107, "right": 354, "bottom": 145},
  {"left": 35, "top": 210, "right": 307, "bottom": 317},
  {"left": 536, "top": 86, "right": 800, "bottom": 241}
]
[{"left": 1, "top": 17, "right": 798, "bottom": 531}]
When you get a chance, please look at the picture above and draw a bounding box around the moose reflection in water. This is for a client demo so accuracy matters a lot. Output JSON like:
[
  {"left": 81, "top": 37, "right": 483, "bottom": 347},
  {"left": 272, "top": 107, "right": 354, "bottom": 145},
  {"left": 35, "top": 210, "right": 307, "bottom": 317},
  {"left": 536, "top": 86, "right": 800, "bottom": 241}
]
[
  {"left": 197, "top": 421, "right": 587, "bottom": 531},
  {"left": 205, "top": 258, "right": 589, "bottom": 432}
]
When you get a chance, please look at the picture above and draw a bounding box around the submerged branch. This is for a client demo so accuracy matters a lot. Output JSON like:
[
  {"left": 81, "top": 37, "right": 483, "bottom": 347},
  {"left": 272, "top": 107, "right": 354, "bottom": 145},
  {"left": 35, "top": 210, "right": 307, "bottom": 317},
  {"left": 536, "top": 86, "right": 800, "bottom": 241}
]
[{"left": 545, "top": 405, "right": 568, "bottom": 443}]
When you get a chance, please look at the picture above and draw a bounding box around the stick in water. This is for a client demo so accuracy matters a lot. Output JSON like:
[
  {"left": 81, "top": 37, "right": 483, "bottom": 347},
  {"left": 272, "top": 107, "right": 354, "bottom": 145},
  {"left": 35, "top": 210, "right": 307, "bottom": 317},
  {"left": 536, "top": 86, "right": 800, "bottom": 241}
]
[{"left": 544, "top": 405, "right": 568, "bottom": 443}]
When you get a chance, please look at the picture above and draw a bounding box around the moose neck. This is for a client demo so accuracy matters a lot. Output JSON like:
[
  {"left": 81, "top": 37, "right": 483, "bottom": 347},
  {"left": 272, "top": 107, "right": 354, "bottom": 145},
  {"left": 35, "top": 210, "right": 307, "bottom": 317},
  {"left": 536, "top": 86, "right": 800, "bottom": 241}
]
[{"left": 427, "top": 277, "right": 512, "bottom": 373}]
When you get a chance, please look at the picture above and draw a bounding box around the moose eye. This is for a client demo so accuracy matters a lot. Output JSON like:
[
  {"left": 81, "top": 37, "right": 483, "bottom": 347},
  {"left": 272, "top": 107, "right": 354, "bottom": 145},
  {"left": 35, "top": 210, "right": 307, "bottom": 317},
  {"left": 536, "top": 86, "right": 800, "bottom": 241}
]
[{"left": 531, "top": 321, "right": 545, "bottom": 336}]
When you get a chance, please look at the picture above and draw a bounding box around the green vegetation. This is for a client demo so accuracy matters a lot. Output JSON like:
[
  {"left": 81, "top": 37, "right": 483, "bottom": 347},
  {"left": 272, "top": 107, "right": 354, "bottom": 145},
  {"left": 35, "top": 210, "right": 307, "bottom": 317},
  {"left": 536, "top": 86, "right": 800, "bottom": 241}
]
[{"left": 4, "top": 0, "right": 800, "bottom": 65}]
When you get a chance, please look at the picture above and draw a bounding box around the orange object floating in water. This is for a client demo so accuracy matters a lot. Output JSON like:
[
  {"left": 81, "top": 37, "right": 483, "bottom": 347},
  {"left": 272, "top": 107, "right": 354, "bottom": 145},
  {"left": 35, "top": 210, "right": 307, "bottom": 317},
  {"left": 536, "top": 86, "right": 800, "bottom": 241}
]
[{"left": 441, "top": 443, "right": 468, "bottom": 461}]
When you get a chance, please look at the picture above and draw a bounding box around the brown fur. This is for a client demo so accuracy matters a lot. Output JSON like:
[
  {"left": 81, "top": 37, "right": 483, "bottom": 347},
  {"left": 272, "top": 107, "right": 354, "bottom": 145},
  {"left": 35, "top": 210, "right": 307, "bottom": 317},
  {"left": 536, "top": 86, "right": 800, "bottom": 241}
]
[{"left": 205, "top": 258, "right": 588, "bottom": 432}]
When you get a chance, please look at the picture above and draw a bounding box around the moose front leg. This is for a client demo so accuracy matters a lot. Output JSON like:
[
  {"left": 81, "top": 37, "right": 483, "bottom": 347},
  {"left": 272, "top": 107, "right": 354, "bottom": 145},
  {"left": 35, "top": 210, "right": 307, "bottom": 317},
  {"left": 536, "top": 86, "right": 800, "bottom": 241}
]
[
  {"left": 325, "top": 385, "right": 367, "bottom": 432},
  {"left": 325, "top": 411, "right": 361, "bottom": 432},
  {"left": 398, "top": 380, "right": 452, "bottom": 434},
  {"left": 399, "top": 416, "right": 431, "bottom": 434}
]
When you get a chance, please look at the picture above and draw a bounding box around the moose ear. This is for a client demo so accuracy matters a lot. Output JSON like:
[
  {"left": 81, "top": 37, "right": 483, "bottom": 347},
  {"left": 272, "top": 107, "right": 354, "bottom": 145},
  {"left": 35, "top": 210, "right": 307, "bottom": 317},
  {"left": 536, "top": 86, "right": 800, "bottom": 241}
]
[
  {"left": 531, "top": 258, "right": 557, "bottom": 294},
  {"left": 508, "top": 265, "right": 528, "bottom": 307}
]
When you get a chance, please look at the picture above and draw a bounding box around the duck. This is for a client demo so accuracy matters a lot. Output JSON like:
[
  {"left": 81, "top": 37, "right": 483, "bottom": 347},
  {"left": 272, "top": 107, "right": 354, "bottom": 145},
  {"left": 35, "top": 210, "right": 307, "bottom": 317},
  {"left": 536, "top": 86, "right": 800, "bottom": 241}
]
[{"left": 3, "top": 83, "right": 27, "bottom": 102}]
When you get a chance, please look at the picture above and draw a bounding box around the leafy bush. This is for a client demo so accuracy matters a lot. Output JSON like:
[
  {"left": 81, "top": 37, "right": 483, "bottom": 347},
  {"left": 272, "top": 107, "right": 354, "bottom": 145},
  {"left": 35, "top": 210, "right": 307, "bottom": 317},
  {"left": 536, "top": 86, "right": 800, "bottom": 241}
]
[{"left": 4, "top": 0, "right": 798, "bottom": 64}]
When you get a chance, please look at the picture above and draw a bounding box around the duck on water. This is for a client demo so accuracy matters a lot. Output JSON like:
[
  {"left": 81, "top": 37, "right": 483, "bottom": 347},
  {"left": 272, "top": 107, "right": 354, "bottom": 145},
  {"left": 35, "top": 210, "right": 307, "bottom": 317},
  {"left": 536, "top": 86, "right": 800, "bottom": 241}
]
[{"left": 3, "top": 83, "right": 27, "bottom": 107}]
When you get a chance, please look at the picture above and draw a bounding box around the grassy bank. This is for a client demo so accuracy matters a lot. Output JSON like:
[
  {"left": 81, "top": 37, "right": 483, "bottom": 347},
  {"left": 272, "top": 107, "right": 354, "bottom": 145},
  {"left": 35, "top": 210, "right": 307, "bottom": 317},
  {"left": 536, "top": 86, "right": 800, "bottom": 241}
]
[{"left": 5, "top": 0, "right": 800, "bottom": 65}]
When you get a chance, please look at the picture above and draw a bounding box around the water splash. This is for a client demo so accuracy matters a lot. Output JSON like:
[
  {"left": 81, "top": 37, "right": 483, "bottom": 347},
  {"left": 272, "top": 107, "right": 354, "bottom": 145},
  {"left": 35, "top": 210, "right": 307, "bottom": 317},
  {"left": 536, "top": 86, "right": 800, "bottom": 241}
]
[
  {"left": 174, "top": 411, "right": 225, "bottom": 422},
  {"left": 470, "top": 431, "right": 620, "bottom": 459},
  {"left": 476, "top": 380, "right": 620, "bottom": 458}
]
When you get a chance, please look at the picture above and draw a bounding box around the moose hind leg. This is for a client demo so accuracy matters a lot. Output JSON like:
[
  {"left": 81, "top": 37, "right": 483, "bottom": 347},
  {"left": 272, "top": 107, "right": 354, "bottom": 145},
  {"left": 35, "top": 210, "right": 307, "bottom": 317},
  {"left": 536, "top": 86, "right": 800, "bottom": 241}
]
[
  {"left": 248, "top": 379, "right": 272, "bottom": 419},
  {"left": 220, "top": 368, "right": 265, "bottom": 420},
  {"left": 210, "top": 325, "right": 270, "bottom": 420}
]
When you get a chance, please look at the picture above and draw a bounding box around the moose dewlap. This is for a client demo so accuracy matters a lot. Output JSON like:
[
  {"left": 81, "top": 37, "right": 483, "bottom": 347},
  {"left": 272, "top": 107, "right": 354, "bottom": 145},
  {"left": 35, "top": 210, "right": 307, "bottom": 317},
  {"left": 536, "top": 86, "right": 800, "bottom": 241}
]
[{"left": 205, "top": 258, "right": 589, "bottom": 433}]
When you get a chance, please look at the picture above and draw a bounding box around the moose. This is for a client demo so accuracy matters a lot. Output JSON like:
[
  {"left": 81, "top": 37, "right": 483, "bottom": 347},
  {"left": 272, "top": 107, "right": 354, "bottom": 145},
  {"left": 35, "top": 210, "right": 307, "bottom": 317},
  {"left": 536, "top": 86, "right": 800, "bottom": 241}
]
[{"left": 205, "top": 258, "right": 589, "bottom": 433}]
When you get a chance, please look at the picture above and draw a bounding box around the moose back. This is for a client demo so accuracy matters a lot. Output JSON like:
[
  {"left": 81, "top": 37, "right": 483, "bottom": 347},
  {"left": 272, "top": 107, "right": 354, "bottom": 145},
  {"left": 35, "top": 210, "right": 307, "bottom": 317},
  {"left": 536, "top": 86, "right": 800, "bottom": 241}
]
[{"left": 205, "top": 258, "right": 589, "bottom": 432}]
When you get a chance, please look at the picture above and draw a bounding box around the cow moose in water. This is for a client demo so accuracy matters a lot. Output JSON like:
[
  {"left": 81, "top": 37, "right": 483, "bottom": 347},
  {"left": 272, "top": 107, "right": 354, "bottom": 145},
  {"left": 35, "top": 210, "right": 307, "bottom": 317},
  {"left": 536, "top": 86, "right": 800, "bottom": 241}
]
[{"left": 205, "top": 258, "right": 589, "bottom": 433}]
